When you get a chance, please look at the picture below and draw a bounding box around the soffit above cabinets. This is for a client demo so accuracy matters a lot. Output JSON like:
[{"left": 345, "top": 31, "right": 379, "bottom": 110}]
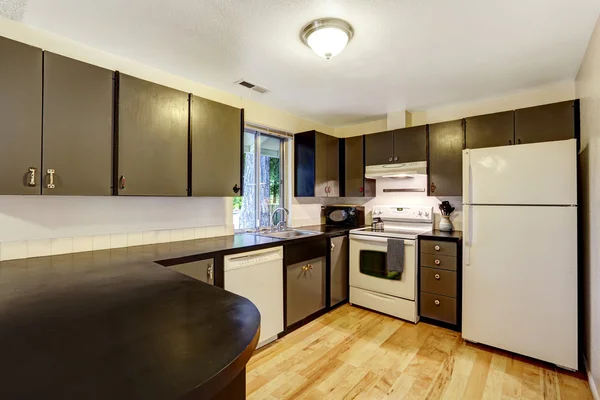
[{"left": 6, "top": 0, "right": 600, "bottom": 127}]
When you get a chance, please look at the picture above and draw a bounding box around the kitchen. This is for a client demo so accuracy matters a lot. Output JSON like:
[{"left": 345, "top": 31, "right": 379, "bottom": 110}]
[{"left": 0, "top": 1, "right": 599, "bottom": 399}]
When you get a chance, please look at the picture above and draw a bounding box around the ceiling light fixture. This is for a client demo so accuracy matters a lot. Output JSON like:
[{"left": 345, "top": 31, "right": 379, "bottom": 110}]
[{"left": 300, "top": 18, "right": 354, "bottom": 59}]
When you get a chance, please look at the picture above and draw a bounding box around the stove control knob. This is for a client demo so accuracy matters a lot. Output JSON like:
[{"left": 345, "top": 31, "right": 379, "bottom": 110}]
[
  {"left": 418, "top": 211, "right": 422, "bottom": 216},
  {"left": 425, "top": 212, "right": 430, "bottom": 218}
]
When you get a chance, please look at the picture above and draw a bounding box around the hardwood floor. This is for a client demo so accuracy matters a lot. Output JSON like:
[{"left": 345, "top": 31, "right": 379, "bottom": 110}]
[{"left": 247, "top": 304, "right": 592, "bottom": 400}]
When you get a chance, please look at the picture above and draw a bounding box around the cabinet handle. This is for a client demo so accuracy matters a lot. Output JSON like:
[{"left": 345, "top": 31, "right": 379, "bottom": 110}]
[
  {"left": 207, "top": 264, "right": 214, "bottom": 282},
  {"left": 518, "top": 138, "right": 522, "bottom": 144},
  {"left": 27, "top": 167, "right": 37, "bottom": 187},
  {"left": 394, "top": 157, "right": 398, "bottom": 161},
  {"left": 233, "top": 184, "right": 241, "bottom": 194},
  {"left": 434, "top": 245, "right": 440, "bottom": 251},
  {"left": 430, "top": 182, "right": 436, "bottom": 193},
  {"left": 434, "top": 274, "right": 441, "bottom": 280},
  {"left": 435, "top": 259, "right": 441, "bottom": 265},
  {"left": 359, "top": 187, "right": 364, "bottom": 193},
  {"left": 119, "top": 175, "right": 126, "bottom": 190},
  {"left": 509, "top": 140, "right": 512, "bottom": 145},
  {"left": 302, "top": 264, "right": 313, "bottom": 272},
  {"left": 388, "top": 157, "right": 393, "bottom": 162},
  {"left": 434, "top": 299, "right": 440, "bottom": 306},
  {"left": 46, "top": 169, "right": 56, "bottom": 189},
  {"left": 331, "top": 242, "right": 335, "bottom": 252}
]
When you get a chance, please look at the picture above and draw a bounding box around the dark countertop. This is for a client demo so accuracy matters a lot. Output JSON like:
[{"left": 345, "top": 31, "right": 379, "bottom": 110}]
[
  {"left": 419, "top": 229, "right": 463, "bottom": 241},
  {"left": 0, "top": 225, "right": 355, "bottom": 398},
  {"left": 0, "top": 251, "right": 260, "bottom": 399}
]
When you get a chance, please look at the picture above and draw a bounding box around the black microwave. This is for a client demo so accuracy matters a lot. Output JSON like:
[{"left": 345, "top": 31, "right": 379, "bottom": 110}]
[{"left": 325, "top": 205, "right": 365, "bottom": 227}]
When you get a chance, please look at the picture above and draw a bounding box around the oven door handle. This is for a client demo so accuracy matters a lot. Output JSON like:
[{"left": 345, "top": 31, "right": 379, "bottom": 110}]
[{"left": 350, "top": 235, "right": 415, "bottom": 245}]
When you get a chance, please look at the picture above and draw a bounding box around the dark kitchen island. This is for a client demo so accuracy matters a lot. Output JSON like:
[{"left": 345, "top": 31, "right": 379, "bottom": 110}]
[{"left": 0, "top": 250, "right": 260, "bottom": 400}]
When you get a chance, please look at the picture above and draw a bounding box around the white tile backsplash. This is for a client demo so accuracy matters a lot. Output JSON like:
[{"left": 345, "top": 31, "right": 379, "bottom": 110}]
[
  {"left": 92, "top": 235, "right": 111, "bottom": 251},
  {"left": 110, "top": 233, "right": 128, "bottom": 249},
  {"left": 51, "top": 237, "right": 73, "bottom": 255},
  {"left": 156, "top": 230, "right": 171, "bottom": 244},
  {"left": 142, "top": 231, "right": 158, "bottom": 245},
  {"left": 182, "top": 228, "right": 195, "bottom": 241},
  {"left": 170, "top": 229, "right": 183, "bottom": 242},
  {"left": 127, "top": 232, "right": 143, "bottom": 247},
  {"left": 206, "top": 226, "right": 225, "bottom": 238},
  {"left": 0, "top": 242, "right": 27, "bottom": 261},
  {"left": 73, "top": 236, "right": 93, "bottom": 253},
  {"left": 27, "top": 239, "right": 52, "bottom": 258},
  {"left": 194, "top": 227, "right": 206, "bottom": 239}
]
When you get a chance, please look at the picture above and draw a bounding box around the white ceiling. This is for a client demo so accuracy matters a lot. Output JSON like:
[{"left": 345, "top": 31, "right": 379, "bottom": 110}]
[{"left": 4, "top": 0, "right": 600, "bottom": 127}]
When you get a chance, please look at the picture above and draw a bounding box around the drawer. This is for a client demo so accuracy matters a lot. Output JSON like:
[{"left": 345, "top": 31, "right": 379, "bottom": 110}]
[
  {"left": 420, "top": 253, "right": 457, "bottom": 271},
  {"left": 420, "top": 292, "right": 457, "bottom": 325},
  {"left": 420, "top": 267, "right": 457, "bottom": 297},
  {"left": 420, "top": 240, "right": 457, "bottom": 257}
]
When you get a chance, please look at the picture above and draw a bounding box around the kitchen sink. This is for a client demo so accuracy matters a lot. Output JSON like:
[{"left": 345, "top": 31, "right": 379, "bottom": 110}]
[{"left": 255, "top": 229, "right": 322, "bottom": 239}]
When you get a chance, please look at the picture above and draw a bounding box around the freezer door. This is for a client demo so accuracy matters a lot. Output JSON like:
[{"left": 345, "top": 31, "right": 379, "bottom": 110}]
[
  {"left": 462, "top": 205, "right": 577, "bottom": 369},
  {"left": 463, "top": 139, "right": 577, "bottom": 205}
]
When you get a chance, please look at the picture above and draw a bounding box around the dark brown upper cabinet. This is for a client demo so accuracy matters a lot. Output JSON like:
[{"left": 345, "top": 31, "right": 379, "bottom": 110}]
[
  {"left": 465, "top": 111, "right": 515, "bottom": 149},
  {"left": 42, "top": 52, "right": 113, "bottom": 195},
  {"left": 365, "top": 126, "right": 426, "bottom": 166},
  {"left": 0, "top": 36, "right": 42, "bottom": 195},
  {"left": 191, "top": 96, "right": 243, "bottom": 197},
  {"left": 294, "top": 130, "right": 339, "bottom": 197},
  {"left": 116, "top": 74, "right": 189, "bottom": 196},
  {"left": 428, "top": 119, "right": 464, "bottom": 197},
  {"left": 365, "top": 130, "right": 394, "bottom": 165},
  {"left": 393, "top": 125, "right": 427, "bottom": 162},
  {"left": 341, "top": 136, "right": 375, "bottom": 197},
  {"left": 515, "top": 101, "right": 577, "bottom": 145}
]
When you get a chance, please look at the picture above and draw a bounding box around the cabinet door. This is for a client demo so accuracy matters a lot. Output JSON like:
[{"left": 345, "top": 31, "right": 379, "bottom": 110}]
[
  {"left": 168, "top": 258, "right": 214, "bottom": 285},
  {"left": 191, "top": 96, "right": 242, "bottom": 196},
  {"left": 326, "top": 135, "right": 340, "bottom": 197},
  {"left": 515, "top": 101, "right": 575, "bottom": 145},
  {"left": 365, "top": 131, "right": 394, "bottom": 165},
  {"left": 330, "top": 236, "right": 349, "bottom": 307},
  {"left": 0, "top": 37, "right": 42, "bottom": 195},
  {"left": 42, "top": 52, "right": 113, "bottom": 195},
  {"left": 286, "top": 256, "right": 326, "bottom": 327},
  {"left": 344, "top": 136, "right": 364, "bottom": 197},
  {"left": 466, "top": 111, "right": 514, "bottom": 149},
  {"left": 314, "top": 132, "right": 328, "bottom": 197},
  {"left": 117, "top": 74, "right": 189, "bottom": 196},
  {"left": 294, "top": 131, "right": 316, "bottom": 197},
  {"left": 393, "top": 125, "right": 427, "bottom": 162},
  {"left": 429, "top": 120, "right": 464, "bottom": 196}
]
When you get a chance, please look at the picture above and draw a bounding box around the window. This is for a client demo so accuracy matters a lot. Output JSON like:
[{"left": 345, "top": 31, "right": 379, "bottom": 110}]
[{"left": 233, "top": 129, "right": 287, "bottom": 231}]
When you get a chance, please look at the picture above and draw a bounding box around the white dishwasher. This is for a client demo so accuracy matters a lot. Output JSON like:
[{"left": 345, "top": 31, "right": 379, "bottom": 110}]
[{"left": 224, "top": 246, "right": 284, "bottom": 348}]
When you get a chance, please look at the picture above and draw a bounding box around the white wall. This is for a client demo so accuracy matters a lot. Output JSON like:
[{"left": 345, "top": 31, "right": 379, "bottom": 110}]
[
  {"left": 0, "top": 17, "right": 333, "bottom": 261},
  {"left": 576, "top": 15, "right": 600, "bottom": 399}
]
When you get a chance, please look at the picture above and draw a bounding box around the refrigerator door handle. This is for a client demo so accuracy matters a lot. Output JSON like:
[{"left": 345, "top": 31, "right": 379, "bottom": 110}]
[
  {"left": 463, "top": 150, "right": 471, "bottom": 204},
  {"left": 464, "top": 205, "right": 471, "bottom": 266}
]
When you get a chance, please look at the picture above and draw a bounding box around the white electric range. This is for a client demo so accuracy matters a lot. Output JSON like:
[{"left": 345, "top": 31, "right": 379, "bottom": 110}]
[{"left": 349, "top": 205, "right": 434, "bottom": 322}]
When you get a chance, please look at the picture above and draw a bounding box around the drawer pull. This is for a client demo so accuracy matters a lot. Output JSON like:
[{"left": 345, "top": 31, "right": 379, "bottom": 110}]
[
  {"left": 302, "top": 264, "right": 313, "bottom": 272},
  {"left": 434, "top": 274, "right": 441, "bottom": 280},
  {"left": 435, "top": 259, "right": 441, "bottom": 265},
  {"left": 434, "top": 245, "right": 440, "bottom": 251},
  {"left": 47, "top": 169, "right": 56, "bottom": 189},
  {"left": 434, "top": 299, "right": 440, "bottom": 306}
]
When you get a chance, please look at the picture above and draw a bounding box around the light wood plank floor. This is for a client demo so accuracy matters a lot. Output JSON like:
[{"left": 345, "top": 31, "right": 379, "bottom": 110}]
[{"left": 247, "top": 304, "right": 592, "bottom": 400}]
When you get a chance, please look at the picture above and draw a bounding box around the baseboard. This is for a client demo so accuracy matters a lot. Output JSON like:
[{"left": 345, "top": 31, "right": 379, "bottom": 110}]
[{"left": 584, "top": 356, "right": 600, "bottom": 400}]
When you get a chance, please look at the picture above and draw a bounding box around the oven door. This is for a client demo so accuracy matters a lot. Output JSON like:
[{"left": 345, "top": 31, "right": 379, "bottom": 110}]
[{"left": 349, "top": 234, "right": 416, "bottom": 301}]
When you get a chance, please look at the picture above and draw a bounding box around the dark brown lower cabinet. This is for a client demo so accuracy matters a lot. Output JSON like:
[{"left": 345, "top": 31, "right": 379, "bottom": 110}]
[
  {"left": 419, "top": 237, "right": 461, "bottom": 330},
  {"left": 286, "top": 256, "right": 326, "bottom": 327},
  {"left": 166, "top": 258, "right": 214, "bottom": 285},
  {"left": 0, "top": 36, "right": 42, "bottom": 195},
  {"left": 116, "top": 73, "right": 189, "bottom": 196},
  {"left": 330, "top": 235, "right": 349, "bottom": 307},
  {"left": 191, "top": 96, "right": 243, "bottom": 197},
  {"left": 42, "top": 52, "right": 113, "bottom": 195},
  {"left": 428, "top": 119, "right": 464, "bottom": 196}
]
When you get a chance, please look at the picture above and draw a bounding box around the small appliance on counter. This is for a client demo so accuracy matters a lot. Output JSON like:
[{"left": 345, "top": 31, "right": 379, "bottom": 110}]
[{"left": 325, "top": 205, "right": 365, "bottom": 227}]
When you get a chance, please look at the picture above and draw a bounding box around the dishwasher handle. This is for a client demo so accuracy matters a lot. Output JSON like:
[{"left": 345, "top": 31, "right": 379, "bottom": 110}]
[{"left": 224, "top": 247, "right": 283, "bottom": 271}]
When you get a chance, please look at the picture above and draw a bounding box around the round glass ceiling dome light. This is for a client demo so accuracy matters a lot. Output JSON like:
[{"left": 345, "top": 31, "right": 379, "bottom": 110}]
[{"left": 301, "top": 18, "right": 354, "bottom": 59}]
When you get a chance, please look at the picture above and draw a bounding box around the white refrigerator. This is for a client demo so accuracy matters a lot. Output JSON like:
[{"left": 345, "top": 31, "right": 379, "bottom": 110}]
[{"left": 462, "top": 139, "right": 578, "bottom": 370}]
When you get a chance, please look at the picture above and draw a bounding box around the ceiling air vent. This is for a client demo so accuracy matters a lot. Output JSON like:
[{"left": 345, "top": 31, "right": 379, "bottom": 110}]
[{"left": 235, "top": 79, "right": 270, "bottom": 94}]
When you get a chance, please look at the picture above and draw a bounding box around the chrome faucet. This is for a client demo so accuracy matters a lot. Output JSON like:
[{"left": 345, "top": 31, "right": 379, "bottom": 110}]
[{"left": 270, "top": 207, "right": 289, "bottom": 232}]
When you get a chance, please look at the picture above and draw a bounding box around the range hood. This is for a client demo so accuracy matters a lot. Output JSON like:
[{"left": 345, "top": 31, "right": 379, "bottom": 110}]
[{"left": 365, "top": 161, "right": 427, "bottom": 179}]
